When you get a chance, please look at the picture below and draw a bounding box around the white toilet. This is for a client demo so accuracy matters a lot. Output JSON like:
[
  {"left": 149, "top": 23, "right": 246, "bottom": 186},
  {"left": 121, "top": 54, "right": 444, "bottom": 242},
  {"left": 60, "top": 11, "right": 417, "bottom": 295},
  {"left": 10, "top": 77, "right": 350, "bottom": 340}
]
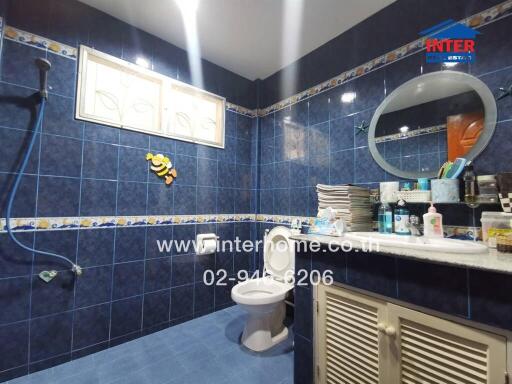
[{"left": 231, "top": 226, "right": 295, "bottom": 352}]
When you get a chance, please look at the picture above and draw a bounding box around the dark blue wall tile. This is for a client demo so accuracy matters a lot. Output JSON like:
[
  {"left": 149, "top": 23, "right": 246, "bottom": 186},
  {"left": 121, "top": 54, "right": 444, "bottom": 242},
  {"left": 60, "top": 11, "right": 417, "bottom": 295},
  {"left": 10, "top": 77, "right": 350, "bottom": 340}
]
[
  {"left": 329, "top": 116, "right": 354, "bottom": 153},
  {"left": 75, "top": 265, "right": 112, "bottom": 308},
  {"left": 147, "top": 183, "right": 174, "bottom": 215},
  {"left": 47, "top": 53, "right": 76, "bottom": 98},
  {"left": 113, "top": 261, "right": 145, "bottom": 299},
  {"left": 83, "top": 123, "right": 119, "bottom": 144},
  {"left": 171, "top": 225, "right": 195, "bottom": 256},
  {"left": 143, "top": 289, "right": 170, "bottom": 328},
  {"left": 174, "top": 155, "right": 197, "bottom": 186},
  {"left": 347, "top": 251, "right": 397, "bottom": 298},
  {"left": 173, "top": 186, "right": 196, "bottom": 215},
  {"left": 469, "top": 269, "right": 512, "bottom": 330},
  {"left": 294, "top": 335, "right": 313, "bottom": 384},
  {"left": 80, "top": 179, "right": 117, "bottom": 217},
  {"left": 30, "top": 271, "right": 74, "bottom": 317},
  {"left": 0, "top": 321, "right": 29, "bottom": 372},
  {"left": 217, "top": 188, "right": 235, "bottom": 214},
  {"left": 197, "top": 186, "right": 217, "bottom": 214},
  {"left": 170, "top": 285, "right": 193, "bottom": 320},
  {"left": 294, "top": 287, "right": 312, "bottom": 340},
  {"left": 110, "top": 296, "right": 143, "bottom": 338},
  {"left": 115, "top": 227, "right": 146, "bottom": 263},
  {"left": 43, "top": 95, "right": 83, "bottom": 138},
  {"left": 118, "top": 147, "right": 149, "bottom": 182},
  {"left": 289, "top": 187, "right": 309, "bottom": 217},
  {"left": 39, "top": 135, "right": 82, "bottom": 177},
  {"left": 0, "top": 128, "right": 40, "bottom": 174},
  {"left": 330, "top": 149, "right": 354, "bottom": 184},
  {"left": 77, "top": 228, "right": 115, "bottom": 267},
  {"left": 72, "top": 303, "right": 110, "bottom": 350},
  {"left": 172, "top": 254, "right": 195, "bottom": 286},
  {"left": 0, "top": 173, "right": 37, "bottom": 219},
  {"left": 397, "top": 259, "right": 468, "bottom": 318},
  {"left": 0, "top": 232, "right": 34, "bottom": 278},
  {"left": 33, "top": 230, "right": 77, "bottom": 272},
  {"left": 30, "top": 311, "right": 73, "bottom": 362},
  {"left": 116, "top": 182, "right": 147, "bottom": 216},
  {"left": 37, "top": 176, "right": 80, "bottom": 217},
  {"left": 0, "top": 83, "right": 38, "bottom": 131},
  {"left": 197, "top": 158, "right": 218, "bottom": 187},
  {"left": 82, "top": 141, "right": 118, "bottom": 180},
  {"left": 0, "top": 276, "right": 31, "bottom": 325},
  {"left": 146, "top": 226, "right": 173, "bottom": 259},
  {"left": 144, "top": 257, "right": 171, "bottom": 293},
  {"left": 1, "top": 41, "right": 41, "bottom": 89},
  {"left": 273, "top": 188, "right": 290, "bottom": 215}
]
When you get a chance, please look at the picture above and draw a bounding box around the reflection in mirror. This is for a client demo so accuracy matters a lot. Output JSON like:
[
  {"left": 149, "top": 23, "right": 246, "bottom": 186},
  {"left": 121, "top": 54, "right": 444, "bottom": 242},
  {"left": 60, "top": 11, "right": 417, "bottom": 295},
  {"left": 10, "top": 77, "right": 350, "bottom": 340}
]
[{"left": 369, "top": 71, "right": 497, "bottom": 179}]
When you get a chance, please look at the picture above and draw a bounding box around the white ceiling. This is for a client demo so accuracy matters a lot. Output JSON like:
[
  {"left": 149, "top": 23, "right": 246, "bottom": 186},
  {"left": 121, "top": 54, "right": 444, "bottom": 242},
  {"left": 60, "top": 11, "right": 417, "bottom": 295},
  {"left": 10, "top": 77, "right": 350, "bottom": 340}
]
[{"left": 78, "top": 0, "right": 395, "bottom": 80}]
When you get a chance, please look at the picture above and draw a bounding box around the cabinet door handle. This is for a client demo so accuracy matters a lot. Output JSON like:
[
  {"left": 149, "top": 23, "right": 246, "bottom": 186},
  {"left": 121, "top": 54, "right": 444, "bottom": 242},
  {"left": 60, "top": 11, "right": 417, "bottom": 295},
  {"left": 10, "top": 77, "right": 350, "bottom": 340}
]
[
  {"left": 377, "top": 323, "right": 387, "bottom": 332},
  {"left": 385, "top": 326, "right": 396, "bottom": 337}
]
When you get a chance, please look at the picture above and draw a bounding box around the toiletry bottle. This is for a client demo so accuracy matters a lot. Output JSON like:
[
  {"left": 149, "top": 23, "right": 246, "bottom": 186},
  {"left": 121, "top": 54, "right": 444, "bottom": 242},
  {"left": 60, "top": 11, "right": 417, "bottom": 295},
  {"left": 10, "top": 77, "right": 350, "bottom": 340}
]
[
  {"left": 463, "top": 161, "right": 478, "bottom": 206},
  {"left": 378, "top": 202, "right": 393, "bottom": 234},
  {"left": 394, "top": 199, "right": 410, "bottom": 235},
  {"left": 423, "top": 202, "right": 444, "bottom": 238}
]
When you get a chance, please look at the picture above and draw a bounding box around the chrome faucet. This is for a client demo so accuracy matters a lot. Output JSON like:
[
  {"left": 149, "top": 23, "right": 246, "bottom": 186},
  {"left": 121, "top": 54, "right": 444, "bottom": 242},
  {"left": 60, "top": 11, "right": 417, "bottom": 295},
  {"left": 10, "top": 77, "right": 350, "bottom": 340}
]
[{"left": 407, "top": 215, "right": 423, "bottom": 236}]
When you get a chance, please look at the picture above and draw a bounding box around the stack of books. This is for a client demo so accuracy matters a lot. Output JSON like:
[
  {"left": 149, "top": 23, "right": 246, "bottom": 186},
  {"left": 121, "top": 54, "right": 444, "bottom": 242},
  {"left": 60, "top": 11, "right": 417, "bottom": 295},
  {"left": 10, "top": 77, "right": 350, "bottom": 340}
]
[{"left": 316, "top": 184, "right": 372, "bottom": 231}]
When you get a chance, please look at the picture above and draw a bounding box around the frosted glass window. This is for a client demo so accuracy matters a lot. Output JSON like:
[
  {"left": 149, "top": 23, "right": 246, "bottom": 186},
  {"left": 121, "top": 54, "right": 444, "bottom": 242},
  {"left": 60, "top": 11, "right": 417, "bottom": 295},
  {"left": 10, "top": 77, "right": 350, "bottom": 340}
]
[{"left": 76, "top": 46, "right": 225, "bottom": 148}]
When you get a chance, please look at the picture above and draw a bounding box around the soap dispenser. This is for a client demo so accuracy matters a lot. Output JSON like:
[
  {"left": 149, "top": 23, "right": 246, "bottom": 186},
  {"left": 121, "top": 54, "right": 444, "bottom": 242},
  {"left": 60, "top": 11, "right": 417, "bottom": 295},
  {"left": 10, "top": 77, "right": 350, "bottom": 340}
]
[
  {"left": 423, "top": 202, "right": 444, "bottom": 238},
  {"left": 394, "top": 199, "right": 410, "bottom": 235}
]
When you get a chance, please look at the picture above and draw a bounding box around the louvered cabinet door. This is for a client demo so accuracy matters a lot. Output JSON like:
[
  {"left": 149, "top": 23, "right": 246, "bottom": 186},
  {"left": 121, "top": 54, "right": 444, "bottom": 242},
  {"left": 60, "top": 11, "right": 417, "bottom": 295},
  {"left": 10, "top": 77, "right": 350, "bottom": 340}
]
[
  {"left": 317, "top": 284, "right": 390, "bottom": 384},
  {"left": 387, "top": 303, "right": 507, "bottom": 384}
]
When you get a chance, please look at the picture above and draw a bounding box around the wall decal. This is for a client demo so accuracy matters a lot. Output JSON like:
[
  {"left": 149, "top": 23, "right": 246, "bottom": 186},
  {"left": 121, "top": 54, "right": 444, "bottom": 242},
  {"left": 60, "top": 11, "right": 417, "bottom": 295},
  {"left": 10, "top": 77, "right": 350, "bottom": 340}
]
[{"left": 146, "top": 153, "right": 177, "bottom": 185}]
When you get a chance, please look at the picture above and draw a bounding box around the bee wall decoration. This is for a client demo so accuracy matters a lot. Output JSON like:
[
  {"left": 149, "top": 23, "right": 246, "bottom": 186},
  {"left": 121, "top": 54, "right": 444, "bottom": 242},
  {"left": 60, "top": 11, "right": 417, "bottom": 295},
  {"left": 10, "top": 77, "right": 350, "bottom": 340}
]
[{"left": 146, "top": 153, "right": 177, "bottom": 185}]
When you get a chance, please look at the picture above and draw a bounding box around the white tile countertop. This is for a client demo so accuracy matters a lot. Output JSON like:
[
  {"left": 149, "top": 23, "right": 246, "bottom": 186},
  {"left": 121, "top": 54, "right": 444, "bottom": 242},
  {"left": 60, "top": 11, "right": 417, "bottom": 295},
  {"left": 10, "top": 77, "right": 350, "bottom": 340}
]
[{"left": 290, "top": 233, "right": 512, "bottom": 274}]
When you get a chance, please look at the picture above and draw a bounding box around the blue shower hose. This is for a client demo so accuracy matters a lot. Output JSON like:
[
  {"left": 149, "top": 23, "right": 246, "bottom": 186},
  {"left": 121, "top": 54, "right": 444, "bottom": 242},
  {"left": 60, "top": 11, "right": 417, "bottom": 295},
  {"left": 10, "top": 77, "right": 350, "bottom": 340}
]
[{"left": 5, "top": 97, "right": 82, "bottom": 276}]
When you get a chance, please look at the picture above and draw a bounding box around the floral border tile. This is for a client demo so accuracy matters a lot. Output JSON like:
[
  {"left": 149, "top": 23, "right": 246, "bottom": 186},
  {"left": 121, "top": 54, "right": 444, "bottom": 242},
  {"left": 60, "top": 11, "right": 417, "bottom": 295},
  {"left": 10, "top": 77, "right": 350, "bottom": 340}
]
[
  {"left": 225, "top": 102, "right": 257, "bottom": 118},
  {"left": 257, "top": 0, "right": 512, "bottom": 117},
  {"left": 3, "top": 25, "right": 77, "bottom": 59},
  {"left": 1, "top": 214, "right": 256, "bottom": 233}
]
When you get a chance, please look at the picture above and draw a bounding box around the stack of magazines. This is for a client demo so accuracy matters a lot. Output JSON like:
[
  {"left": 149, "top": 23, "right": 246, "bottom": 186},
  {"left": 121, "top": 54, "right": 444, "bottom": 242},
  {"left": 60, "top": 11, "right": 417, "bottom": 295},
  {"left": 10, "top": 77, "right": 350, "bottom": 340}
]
[{"left": 316, "top": 184, "right": 372, "bottom": 232}]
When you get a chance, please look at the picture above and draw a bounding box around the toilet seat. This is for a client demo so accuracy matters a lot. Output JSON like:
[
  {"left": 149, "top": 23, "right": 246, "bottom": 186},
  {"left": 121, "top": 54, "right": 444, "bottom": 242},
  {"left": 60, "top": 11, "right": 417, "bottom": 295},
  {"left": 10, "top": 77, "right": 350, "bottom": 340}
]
[
  {"left": 263, "top": 226, "right": 295, "bottom": 282},
  {"left": 231, "top": 277, "right": 293, "bottom": 306}
]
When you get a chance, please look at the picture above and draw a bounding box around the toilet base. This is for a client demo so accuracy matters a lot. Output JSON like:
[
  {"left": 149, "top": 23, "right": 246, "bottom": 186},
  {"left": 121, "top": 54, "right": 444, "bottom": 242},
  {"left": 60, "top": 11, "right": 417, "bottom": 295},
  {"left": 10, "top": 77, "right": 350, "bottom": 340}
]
[{"left": 240, "top": 301, "right": 288, "bottom": 352}]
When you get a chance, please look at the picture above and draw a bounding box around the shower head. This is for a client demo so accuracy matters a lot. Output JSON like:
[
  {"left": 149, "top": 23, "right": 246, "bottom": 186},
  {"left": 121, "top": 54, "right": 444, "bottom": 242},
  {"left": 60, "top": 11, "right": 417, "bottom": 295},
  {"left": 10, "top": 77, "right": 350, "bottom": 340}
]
[{"left": 35, "top": 58, "right": 51, "bottom": 100}]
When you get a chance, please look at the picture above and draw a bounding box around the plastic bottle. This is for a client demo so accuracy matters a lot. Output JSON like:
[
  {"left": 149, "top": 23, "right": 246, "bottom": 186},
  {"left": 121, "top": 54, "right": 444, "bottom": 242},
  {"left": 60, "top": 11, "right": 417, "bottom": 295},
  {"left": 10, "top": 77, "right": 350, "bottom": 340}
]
[
  {"left": 423, "top": 202, "right": 444, "bottom": 238},
  {"left": 378, "top": 202, "right": 393, "bottom": 234},
  {"left": 394, "top": 199, "right": 410, "bottom": 235},
  {"left": 463, "top": 161, "right": 478, "bottom": 207}
]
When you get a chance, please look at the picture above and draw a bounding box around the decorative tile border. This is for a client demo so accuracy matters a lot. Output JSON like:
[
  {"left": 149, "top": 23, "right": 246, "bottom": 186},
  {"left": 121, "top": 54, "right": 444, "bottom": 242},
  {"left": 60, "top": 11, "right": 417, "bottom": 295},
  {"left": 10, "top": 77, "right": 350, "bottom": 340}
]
[
  {"left": 257, "top": 0, "right": 512, "bottom": 117},
  {"left": 1, "top": 214, "right": 255, "bottom": 232},
  {"left": 255, "top": 214, "right": 315, "bottom": 227},
  {"left": 375, "top": 124, "right": 446, "bottom": 143},
  {"left": 225, "top": 102, "right": 257, "bottom": 118},
  {"left": 3, "top": 25, "right": 77, "bottom": 59}
]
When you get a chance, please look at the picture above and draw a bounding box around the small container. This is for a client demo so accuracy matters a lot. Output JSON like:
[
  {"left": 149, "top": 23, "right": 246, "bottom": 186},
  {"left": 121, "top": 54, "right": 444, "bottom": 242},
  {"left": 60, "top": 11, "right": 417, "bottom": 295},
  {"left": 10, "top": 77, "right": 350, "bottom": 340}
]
[
  {"left": 380, "top": 182, "right": 399, "bottom": 203},
  {"left": 417, "top": 178, "right": 430, "bottom": 191},
  {"left": 480, "top": 212, "right": 512, "bottom": 247},
  {"left": 431, "top": 179, "right": 460, "bottom": 203},
  {"left": 497, "top": 233, "right": 512, "bottom": 253},
  {"left": 477, "top": 175, "right": 498, "bottom": 195},
  {"left": 423, "top": 202, "right": 444, "bottom": 238}
]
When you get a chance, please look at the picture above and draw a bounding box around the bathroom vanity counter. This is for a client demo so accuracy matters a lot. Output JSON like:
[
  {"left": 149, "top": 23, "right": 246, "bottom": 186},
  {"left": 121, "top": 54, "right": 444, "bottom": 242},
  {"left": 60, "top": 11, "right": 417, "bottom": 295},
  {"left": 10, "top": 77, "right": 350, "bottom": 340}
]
[{"left": 290, "top": 233, "right": 512, "bottom": 274}]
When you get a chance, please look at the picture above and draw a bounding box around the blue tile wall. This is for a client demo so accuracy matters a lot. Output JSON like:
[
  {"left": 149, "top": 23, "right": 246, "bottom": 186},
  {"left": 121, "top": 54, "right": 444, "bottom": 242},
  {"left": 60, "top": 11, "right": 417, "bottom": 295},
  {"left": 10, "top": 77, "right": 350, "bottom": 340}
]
[
  {"left": 0, "top": 0, "right": 258, "bottom": 380},
  {"left": 257, "top": 11, "right": 512, "bottom": 226}
]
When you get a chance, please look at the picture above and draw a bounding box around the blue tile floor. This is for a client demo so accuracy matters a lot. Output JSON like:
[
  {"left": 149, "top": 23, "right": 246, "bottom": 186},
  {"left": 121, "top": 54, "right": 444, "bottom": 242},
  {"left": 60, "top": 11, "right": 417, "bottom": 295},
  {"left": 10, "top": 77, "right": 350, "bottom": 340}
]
[{"left": 8, "top": 305, "right": 293, "bottom": 384}]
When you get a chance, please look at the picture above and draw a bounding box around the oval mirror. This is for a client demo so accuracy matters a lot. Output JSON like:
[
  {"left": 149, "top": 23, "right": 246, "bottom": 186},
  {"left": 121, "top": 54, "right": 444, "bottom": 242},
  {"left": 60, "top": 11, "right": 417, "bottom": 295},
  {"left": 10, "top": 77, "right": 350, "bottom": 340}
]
[{"left": 368, "top": 70, "right": 497, "bottom": 179}]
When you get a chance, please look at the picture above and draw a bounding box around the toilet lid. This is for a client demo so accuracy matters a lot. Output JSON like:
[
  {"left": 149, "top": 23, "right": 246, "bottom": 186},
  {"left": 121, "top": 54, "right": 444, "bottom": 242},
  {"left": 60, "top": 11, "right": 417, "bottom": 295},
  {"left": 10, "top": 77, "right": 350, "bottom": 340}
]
[{"left": 264, "top": 226, "right": 295, "bottom": 282}]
